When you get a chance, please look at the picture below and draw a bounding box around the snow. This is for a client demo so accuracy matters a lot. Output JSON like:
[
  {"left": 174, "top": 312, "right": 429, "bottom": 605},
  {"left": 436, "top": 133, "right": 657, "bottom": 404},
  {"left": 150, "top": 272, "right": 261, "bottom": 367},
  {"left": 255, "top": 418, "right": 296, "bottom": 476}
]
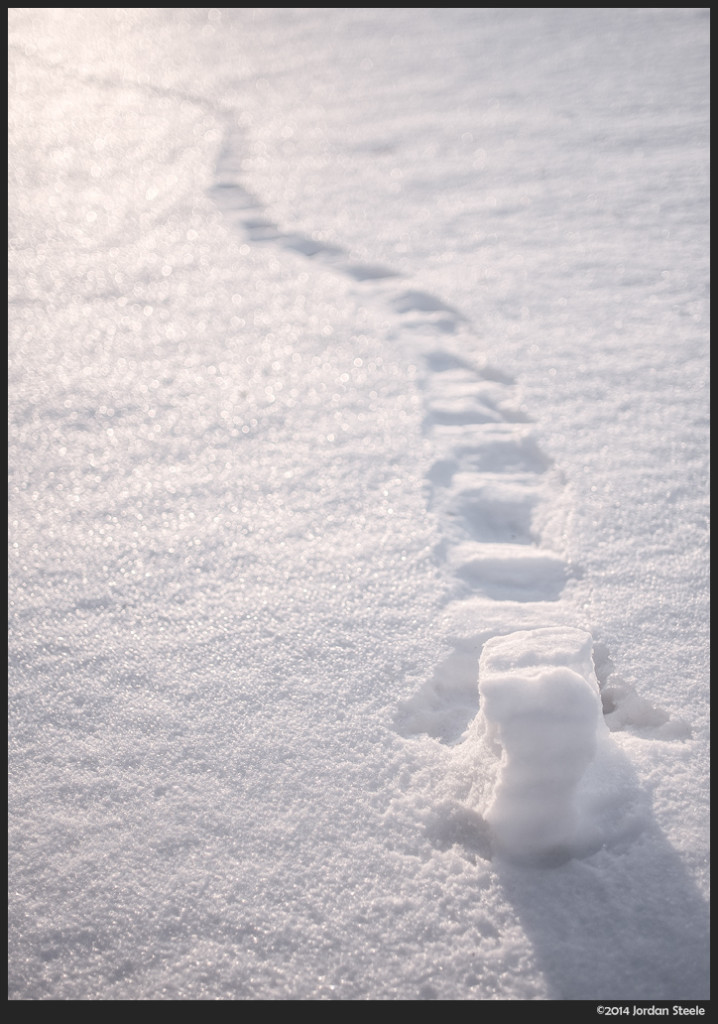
[
  {"left": 473, "top": 627, "right": 606, "bottom": 865},
  {"left": 8, "top": 7, "right": 709, "bottom": 1002}
]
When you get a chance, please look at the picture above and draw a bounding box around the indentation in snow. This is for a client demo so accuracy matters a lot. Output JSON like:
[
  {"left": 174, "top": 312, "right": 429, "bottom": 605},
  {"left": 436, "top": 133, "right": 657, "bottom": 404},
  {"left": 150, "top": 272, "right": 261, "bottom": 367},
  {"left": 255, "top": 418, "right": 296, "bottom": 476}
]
[{"left": 451, "top": 545, "right": 570, "bottom": 602}]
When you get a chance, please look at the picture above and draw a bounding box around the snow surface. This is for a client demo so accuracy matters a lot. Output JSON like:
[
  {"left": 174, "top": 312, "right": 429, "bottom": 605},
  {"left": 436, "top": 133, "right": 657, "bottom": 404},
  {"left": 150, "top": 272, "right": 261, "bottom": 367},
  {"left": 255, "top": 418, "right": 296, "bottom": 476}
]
[{"left": 8, "top": 7, "right": 709, "bottom": 1001}]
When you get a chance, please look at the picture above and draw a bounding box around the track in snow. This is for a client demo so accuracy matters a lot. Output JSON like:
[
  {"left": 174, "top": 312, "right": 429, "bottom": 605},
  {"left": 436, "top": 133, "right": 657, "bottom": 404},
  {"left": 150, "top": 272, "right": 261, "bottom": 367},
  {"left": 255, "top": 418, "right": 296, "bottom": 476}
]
[{"left": 209, "top": 128, "right": 688, "bottom": 866}]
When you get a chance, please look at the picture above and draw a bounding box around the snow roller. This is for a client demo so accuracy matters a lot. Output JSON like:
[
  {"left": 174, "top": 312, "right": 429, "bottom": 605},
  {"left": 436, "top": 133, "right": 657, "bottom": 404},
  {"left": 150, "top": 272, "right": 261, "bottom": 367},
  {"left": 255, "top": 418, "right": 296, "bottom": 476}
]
[{"left": 477, "top": 626, "right": 607, "bottom": 864}]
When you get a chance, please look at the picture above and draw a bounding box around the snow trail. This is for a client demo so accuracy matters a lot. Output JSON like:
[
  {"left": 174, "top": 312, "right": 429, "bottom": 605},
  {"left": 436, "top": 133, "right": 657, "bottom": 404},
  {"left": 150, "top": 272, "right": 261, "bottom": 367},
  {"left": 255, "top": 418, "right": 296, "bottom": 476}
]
[
  {"left": 210, "top": 115, "right": 694, "bottom": 870},
  {"left": 208, "top": 126, "right": 640, "bottom": 867}
]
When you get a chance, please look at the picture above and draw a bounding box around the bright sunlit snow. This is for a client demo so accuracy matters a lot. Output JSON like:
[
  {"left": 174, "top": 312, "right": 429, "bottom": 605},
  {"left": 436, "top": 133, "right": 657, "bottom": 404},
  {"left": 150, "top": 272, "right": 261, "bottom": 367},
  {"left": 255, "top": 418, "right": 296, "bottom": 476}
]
[{"left": 8, "top": 8, "right": 709, "bottom": 1001}]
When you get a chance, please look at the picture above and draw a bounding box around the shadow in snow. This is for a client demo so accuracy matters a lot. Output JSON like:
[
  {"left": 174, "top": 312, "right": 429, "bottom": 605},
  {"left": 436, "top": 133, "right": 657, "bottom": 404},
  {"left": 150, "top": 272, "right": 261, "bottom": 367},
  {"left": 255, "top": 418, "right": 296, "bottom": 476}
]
[{"left": 497, "top": 814, "right": 709, "bottom": 999}]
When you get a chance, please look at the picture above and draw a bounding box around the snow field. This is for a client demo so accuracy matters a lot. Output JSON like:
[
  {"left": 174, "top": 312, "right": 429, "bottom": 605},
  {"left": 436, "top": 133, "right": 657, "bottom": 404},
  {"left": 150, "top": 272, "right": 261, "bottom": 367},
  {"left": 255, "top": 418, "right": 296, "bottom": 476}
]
[{"left": 8, "top": 6, "right": 709, "bottom": 1001}]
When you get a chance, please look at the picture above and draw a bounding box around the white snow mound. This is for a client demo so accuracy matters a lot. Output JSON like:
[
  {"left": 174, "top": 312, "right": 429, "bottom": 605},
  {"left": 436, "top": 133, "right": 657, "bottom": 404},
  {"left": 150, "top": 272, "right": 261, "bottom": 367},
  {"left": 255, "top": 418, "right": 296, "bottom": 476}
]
[{"left": 477, "top": 626, "right": 608, "bottom": 864}]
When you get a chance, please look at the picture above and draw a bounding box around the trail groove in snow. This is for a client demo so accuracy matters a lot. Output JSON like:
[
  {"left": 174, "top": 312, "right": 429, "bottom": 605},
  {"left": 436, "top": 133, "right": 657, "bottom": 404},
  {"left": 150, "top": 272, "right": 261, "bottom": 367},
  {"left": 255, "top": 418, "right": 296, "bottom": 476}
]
[
  {"left": 208, "top": 123, "right": 686, "bottom": 864},
  {"left": 210, "top": 125, "right": 574, "bottom": 622}
]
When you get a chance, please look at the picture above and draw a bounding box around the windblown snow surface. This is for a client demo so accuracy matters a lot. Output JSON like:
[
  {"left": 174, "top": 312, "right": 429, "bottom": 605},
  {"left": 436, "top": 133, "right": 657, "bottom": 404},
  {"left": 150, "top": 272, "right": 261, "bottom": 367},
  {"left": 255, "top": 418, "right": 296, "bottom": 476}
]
[{"left": 8, "top": 8, "right": 709, "bottom": 1002}]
